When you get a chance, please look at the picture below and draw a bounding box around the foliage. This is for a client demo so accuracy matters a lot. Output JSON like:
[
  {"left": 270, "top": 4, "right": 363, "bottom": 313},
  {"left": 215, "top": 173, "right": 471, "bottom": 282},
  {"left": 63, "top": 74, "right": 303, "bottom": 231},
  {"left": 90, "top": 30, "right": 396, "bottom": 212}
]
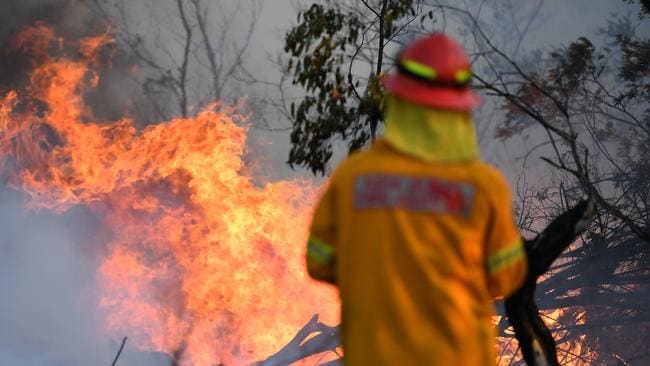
[
  {"left": 487, "top": 2, "right": 650, "bottom": 364},
  {"left": 493, "top": 14, "right": 649, "bottom": 244},
  {"left": 283, "top": 0, "right": 419, "bottom": 175}
]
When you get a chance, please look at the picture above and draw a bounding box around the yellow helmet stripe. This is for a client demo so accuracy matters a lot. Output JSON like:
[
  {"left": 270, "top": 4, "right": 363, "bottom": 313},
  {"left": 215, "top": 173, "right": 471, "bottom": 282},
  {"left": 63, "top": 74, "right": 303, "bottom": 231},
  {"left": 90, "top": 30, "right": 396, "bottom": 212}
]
[
  {"left": 455, "top": 69, "right": 472, "bottom": 84},
  {"left": 402, "top": 59, "right": 437, "bottom": 80}
]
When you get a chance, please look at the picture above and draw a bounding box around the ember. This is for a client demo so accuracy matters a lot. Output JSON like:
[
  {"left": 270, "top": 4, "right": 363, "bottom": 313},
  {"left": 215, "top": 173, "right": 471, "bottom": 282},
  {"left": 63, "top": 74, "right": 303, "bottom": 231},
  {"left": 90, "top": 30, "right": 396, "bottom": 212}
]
[{"left": 0, "top": 25, "right": 338, "bottom": 365}]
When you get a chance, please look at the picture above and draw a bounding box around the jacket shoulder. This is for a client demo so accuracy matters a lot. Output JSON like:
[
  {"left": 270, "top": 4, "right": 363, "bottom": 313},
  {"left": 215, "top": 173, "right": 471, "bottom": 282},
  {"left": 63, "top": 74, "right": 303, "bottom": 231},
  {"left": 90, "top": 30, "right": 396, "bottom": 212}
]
[
  {"left": 328, "top": 145, "right": 381, "bottom": 180},
  {"left": 473, "top": 161, "right": 510, "bottom": 189},
  {"left": 463, "top": 161, "right": 512, "bottom": 210}
]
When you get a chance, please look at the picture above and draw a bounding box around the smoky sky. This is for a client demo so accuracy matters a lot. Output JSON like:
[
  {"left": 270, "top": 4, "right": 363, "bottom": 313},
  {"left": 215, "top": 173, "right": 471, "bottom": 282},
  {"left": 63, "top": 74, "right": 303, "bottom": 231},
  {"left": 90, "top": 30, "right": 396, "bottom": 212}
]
[
  {"left": 0, "top": 0, "right": 172, "bottom": 125},
  {"left": 0, "top": 0, "right": 94, "bottom": 90}
]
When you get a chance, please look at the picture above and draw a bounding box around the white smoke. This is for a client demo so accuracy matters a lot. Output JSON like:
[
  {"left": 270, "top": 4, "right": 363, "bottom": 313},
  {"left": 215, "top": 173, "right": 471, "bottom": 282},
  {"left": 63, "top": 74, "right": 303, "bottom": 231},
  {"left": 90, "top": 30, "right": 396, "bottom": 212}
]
[{"left": 0, "top": 187, "right": 173, "bottom": 365}]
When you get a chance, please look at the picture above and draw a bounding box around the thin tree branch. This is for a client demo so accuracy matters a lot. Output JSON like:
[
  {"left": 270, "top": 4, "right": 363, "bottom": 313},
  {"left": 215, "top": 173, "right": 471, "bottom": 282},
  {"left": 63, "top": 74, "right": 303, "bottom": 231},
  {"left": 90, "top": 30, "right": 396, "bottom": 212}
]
[
  {"left": 190, "top": 0, "right": 221, "bottom": 100},
  {"left": 111, "top": 336, "right": 128, "bottom": 366},
  {"left": 176, "top": 0, "right": 193, "bottom": 117}
]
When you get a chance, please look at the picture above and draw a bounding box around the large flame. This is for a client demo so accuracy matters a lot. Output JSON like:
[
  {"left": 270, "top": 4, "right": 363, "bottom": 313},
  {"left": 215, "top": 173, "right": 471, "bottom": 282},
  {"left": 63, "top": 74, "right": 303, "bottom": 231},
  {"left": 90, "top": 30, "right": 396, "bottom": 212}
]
[{"left": 0, "top": 25, "right": 338, "bottom": 365}]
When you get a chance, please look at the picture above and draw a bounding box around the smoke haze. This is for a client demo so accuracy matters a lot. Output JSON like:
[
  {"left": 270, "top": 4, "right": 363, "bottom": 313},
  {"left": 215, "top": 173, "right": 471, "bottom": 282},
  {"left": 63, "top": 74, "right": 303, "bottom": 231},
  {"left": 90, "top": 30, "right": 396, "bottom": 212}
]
[{"left": 0, "top": 187, "right": 176, "bottom": 365}]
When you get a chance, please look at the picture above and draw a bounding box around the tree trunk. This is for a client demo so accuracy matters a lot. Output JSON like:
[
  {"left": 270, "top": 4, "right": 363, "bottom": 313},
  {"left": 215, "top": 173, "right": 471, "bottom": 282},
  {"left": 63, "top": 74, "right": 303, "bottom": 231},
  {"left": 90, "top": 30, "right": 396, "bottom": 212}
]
[{"left": 505, "top": 199, "right": 596, "bottom": 366}]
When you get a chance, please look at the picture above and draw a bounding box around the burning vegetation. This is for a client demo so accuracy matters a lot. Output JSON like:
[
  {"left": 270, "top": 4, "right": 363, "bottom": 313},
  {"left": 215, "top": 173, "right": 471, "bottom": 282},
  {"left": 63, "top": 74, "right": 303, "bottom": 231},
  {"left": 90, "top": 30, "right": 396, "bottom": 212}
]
[{"left": 0, "top": 25, "right": 338, "bottom": 365}]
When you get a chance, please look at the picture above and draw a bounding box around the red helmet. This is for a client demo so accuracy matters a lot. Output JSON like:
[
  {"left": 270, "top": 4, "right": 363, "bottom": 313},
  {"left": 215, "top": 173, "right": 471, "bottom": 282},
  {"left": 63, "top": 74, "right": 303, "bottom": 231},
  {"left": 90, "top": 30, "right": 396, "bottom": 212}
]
[{"left": 382, "top": 33, "right": 480, "bottom": 110}]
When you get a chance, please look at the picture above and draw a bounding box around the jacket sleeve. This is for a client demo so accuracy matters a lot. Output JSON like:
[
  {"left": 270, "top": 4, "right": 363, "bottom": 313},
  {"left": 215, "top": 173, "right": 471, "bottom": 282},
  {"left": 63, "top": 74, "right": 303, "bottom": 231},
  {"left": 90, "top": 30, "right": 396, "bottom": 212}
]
[
  {"left": 484, "top": 171, "right": 527, "bottom": 298},
  {"left": 306, "top": 176, "right": 339, "bottom": 285}
]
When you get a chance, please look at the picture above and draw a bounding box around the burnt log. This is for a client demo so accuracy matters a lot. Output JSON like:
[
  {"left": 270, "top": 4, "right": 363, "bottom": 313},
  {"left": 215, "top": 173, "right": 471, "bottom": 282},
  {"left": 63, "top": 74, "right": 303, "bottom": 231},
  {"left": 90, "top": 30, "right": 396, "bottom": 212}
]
[
  {"left": 252, "top": 314, "right": 340, "bottom": 366},
  {"left": 504, "top": 199, "right": 596, "bottom": 366}
]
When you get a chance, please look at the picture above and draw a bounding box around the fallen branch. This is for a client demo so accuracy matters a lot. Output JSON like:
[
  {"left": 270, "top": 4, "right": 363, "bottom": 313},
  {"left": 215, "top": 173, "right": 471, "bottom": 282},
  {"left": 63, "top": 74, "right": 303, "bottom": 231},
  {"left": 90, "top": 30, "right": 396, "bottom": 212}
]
[
  {"left": 251, "top": 314, "right": 340, "bottom": 366},
  {"left": 111, "top": 336, "right": 128, "bottom": 366}
]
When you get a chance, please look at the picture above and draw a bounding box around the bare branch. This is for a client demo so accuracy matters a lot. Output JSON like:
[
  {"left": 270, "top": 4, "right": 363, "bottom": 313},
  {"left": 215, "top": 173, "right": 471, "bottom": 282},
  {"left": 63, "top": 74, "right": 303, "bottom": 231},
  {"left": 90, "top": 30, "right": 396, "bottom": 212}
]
[
  {"left": 190, "top": 0, "right": 221, "bottom": 100},
  {"left": 111, "top": 336, "right": 128, "bottom": 366},
  {"left": 176, "top": 0, "right": 193, "bottom": 117}
]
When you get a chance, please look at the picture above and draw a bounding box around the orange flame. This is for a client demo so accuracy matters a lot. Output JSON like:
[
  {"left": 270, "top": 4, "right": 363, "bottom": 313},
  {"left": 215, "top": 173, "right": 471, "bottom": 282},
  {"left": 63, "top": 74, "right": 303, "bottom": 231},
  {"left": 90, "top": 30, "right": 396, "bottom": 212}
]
[
  {"left": 496, "top": 307, "right": 597, "bottom": 366},
  {"left": 0, "top": 25, "right": 338, "bottom": 365}
]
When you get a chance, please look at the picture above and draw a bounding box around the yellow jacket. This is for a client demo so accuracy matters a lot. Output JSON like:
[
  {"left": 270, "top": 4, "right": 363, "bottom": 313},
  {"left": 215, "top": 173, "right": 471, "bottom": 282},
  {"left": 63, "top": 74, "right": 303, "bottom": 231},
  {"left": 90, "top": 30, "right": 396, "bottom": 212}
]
[{"left": 306, "top": 98, "right": 526, "bottom": 365}]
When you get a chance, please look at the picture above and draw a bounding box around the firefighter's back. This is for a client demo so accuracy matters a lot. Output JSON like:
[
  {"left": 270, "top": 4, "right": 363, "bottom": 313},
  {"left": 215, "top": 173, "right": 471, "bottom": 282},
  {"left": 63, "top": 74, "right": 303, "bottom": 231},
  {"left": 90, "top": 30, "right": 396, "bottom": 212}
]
[{"left": 332, "top": 140, "right": 506, "bottom": 365}]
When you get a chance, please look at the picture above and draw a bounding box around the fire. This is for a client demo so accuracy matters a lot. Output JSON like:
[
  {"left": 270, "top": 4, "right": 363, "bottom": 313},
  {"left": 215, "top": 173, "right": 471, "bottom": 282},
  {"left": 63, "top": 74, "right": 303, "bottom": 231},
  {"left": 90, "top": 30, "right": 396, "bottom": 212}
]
[
  {"left": 496, "top": 307, "right": 597, "bottom": 365},
  {"left": 0, "top": 25, "right": 338, "bottom": 365}
]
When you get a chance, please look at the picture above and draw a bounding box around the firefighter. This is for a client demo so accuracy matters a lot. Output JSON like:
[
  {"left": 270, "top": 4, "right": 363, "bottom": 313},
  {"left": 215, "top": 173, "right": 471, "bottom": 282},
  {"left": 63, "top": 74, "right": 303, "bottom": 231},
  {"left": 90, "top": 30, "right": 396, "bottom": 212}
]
[{"left": 306, "top": 33, "right": 527, "bottom": 365}]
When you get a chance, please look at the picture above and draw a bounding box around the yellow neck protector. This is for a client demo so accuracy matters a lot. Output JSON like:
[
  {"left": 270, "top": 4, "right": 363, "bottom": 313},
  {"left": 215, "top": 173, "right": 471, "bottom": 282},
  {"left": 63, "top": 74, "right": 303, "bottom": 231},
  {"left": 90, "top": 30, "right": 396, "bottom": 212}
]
[{"left": 382, "top": 96, "right": 479, "bottom": 163}]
